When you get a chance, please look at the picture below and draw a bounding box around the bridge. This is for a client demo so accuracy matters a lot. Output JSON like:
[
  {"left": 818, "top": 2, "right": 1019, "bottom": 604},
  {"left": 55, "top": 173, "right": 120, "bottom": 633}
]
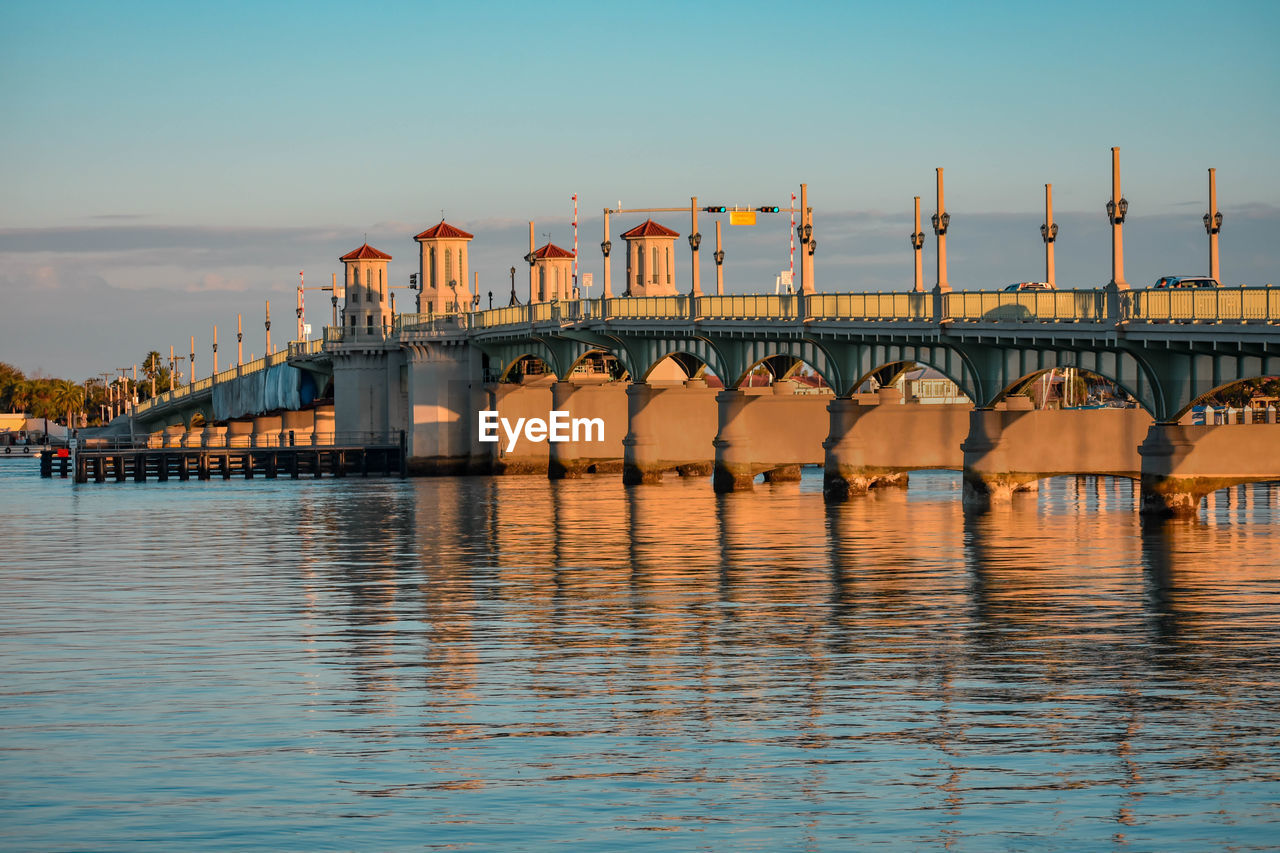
[{"left": 132, "top": 286, "right": 1279, "bottom": 516}]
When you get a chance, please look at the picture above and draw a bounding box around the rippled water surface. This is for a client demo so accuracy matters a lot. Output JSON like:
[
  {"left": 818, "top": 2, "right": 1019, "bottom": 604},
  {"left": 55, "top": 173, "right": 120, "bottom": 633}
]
[{"left": 2, "top": 459, "right": 1279, "bottom": 850}]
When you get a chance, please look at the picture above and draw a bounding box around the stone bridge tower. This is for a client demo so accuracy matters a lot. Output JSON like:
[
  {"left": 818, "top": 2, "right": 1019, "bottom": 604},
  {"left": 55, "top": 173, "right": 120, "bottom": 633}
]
[
  {"left": 340, "top": 243, "right": 393, "bottom": 337},
  {"left": 529, "top": 242, "right": 576, "bottom": 302},
  {"left": 621, "top": 219, "right": 679, "bottom": 296},
  {"left": 414, "top": 221, "right": 474, "bottom": 313}
]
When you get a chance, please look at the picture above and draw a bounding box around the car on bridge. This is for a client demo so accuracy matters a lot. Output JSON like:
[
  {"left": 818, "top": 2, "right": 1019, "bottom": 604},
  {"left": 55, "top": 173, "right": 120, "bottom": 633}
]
[
  {"left": 1152, "top": 275, "right": 1219, "bottom": 289},
  {"left": 1003, "top": 281, "right": 1056, "bottom": 292}
]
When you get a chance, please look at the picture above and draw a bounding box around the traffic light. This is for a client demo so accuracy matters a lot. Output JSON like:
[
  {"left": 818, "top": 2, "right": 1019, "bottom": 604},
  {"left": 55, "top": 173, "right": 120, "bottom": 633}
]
[
  {"left": 757, "top": 206, "right": 780, "bottom": 213},
  {"left": 703, "top": 206, "right": 726, "bottom": 213}
]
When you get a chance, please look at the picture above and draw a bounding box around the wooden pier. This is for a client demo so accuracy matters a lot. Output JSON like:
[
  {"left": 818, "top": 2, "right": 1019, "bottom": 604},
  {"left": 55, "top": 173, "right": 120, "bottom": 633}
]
[{"left": 41, "top": 432, "right": 407, "bottom": 483}]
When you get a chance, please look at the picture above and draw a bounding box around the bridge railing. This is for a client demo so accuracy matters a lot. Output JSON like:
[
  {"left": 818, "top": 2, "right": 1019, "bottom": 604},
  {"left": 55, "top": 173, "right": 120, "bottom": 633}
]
[
  {"left": 602, "top": 296, "right": 689, "bottom": 319},
  {"left": 697, "top": 294, "right": 799, "bottom": 319},
  {"left": 1128, "top": 287, "right": 1280, "bottom": 322},
  {"left": 287, "top": 339, "right": 324, "bottom": 358},
  {"left": 806, "top": 292, "right": 929, "bottom": 320},
  {"left": 471, "top": 305, "right": 531, "bottom": 328},
  {"left": 945, "top": 290, "right": 1108, "bottom": 322},
  {"left": 78, "top": 430, "right": 403, "bottom": 452}
]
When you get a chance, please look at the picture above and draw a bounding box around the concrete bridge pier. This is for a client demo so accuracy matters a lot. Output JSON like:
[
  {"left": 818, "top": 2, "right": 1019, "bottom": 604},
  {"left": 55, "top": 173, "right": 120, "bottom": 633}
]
[
  {"left": 961, "top": 403, "right": 1040, "bottom": 508},
  {"left": 226, "top": 420, "right": 254, "bottom": 448},
  {"left": 202, "top": 423, "right": 227, "bottom": 448},
  {"left": 623, "top": 383, "right": 664, "bottom": 485},
  {"left": 962, "top": 400, "right": 1152, "bottom": 509},
  {"left": 822, "top": 394, "right": 910, "bottom": 502},
  {"left": 1138, "top": 423, "right": 1280, "bottom": 517},
  {"left": 313, "top": 406, "right": 335, "bottom": 444},
  {"left": 549, "top": 381, "right": 585, "bottom": 479},
  {"left": 712, "top": 389, "right": 755, "bottom": 493},
  {"left": 281, "top": 410, "right": 313, "bottom": 446},
  {"left": 163, "top": 425, "right": 185, "bottom": 448},
  {"left": 252, "top": 414, "right": 284, "bottom": 448},
  {"left": 468, "top": 382, "right": 495, "bottom": 473}
]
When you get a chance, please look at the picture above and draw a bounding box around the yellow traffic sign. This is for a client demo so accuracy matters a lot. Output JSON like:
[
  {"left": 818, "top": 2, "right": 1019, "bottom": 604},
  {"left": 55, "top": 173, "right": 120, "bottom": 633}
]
[{"left": 729, "top": 210, "right": 757, "bottom": 226}]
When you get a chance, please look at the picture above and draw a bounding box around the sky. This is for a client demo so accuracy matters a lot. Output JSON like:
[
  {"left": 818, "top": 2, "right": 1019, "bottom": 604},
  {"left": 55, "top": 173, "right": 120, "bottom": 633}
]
[{"left": 2, "top": 0, "right": 1278, "bottom": 379}]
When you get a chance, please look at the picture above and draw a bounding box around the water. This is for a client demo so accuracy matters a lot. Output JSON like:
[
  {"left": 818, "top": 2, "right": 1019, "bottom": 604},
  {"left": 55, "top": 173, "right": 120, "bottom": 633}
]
[{"left": 2, "top": 459, "right": 1278, "bottom": 850}]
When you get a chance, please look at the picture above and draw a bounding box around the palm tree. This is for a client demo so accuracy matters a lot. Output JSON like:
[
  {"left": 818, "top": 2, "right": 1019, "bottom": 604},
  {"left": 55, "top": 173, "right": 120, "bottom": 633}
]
[
  {"left": 51, "top": 380, "right": 84, "bottom": 429},
  {"left": 8, "top": 379, "right": 35, "bottom": 415}
]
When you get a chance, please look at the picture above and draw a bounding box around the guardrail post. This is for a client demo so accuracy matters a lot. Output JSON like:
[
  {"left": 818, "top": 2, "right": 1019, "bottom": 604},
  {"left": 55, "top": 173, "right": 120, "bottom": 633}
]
[{"left": 932, "top": 287, "right": 947, "bottom": 322}]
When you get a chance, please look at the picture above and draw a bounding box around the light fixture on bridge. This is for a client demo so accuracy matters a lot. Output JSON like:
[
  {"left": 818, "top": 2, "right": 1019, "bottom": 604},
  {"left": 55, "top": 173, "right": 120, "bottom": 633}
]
[
  {"left": 689, "top": 232, "right": 702, "bottom": 251},
  {"left": 713, "top": 248, "right": 725, "bottom": 266},
  {"left": 930, "top": 211, "right": 950, "bottom": 235},
  {"left": 808, "top": 238, "right": 817, "bottom": 257},
  {"left": 1106, "top": 197, "right": 1129, "bottom": 224},
  {"left": 1040, "top": 222, "right": 1059, "bottom": 243},
  {"left": 524, "top": 251, "right": 536, "bottom": 267},
  {"left": 1203, "top": 210, "right": 1223, "bottom": 234},
  {"left": 798, "top": 223, "right": 813, "bottom": 244},
  {"left": 600, "top": 239, "right": 611, "bottom": 258},
  {"left": 909, "top": 229, "right": 925, "bottom": 250}
]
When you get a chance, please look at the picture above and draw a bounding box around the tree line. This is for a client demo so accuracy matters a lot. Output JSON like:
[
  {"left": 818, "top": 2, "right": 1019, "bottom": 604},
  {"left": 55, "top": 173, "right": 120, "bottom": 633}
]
[{"left": 1, "top": 351, "right": 182, "bottom": 428}]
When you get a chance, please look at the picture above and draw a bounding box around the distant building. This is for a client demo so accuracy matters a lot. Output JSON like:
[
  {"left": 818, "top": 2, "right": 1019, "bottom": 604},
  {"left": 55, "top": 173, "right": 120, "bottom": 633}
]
[
  {"left": 413, "top": 221, "right": 474, "bottom": 313},
  {"left": 620, "top": 219, "right": 679, "bottom": 297},
  {"left": 339, "top": 243, "right": 392, "bottom": 336},
  {"left": 528, "top": 243, "right": 576, "bottom": 302}
]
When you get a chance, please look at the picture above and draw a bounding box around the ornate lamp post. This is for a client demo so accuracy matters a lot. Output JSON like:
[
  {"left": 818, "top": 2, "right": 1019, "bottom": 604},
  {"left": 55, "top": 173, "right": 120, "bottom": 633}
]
[
  {"left": 909, "top": 196, "right": 926, "bottom": 293},
  {"left": 713, "top": 219, "right": 725, "bottom": 296},
  {"left": 1204, "top": 167, "right": 1223, "bottom": 283},
  {"left": 1106, "top": 147, "right": 1129, "bottom": 289},
  {"left": 930, "top": 168, "right": 951, "bottom": 293},
  {"left": 601, "top": 207, "right": 612, "bottom": 298},
  {"left": 689, "top": 196, "right": 702, "bottom": 296},
  {"left": 508, "top": 266, "right": 518, "bottom": 306},
  {"left": 1040, "top": 183, "right": 1058, "bottom": 288},
  {"left": 212, "top": 326, "right": 219, "bottom": 374}
]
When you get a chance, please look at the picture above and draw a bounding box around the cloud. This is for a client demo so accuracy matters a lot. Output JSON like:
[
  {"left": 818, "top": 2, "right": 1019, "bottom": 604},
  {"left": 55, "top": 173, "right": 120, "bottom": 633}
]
[{"left": 186, "top": 272, "right": 249, "bottom": 293}]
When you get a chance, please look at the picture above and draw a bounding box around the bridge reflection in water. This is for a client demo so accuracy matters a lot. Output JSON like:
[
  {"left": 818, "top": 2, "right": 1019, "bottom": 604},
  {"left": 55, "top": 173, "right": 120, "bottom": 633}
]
[
  {"left": 291, "top": 471, "right": 1279, "bottom": 847},
  {"left": 8, "top": 465, "right": 1279, "bottom": 849}
]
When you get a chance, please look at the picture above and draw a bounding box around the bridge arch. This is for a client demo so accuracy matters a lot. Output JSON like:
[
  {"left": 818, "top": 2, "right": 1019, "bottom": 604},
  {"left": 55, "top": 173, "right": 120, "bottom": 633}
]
[
  {"left": 706, "top": 338, "right": 842, "bottom": 391},
  {"left": 1171, "top": 374, "right": 1280, "bottom": 422},
  {"left": 988, "top": 366, "right": 1150, "bottom": 414}
]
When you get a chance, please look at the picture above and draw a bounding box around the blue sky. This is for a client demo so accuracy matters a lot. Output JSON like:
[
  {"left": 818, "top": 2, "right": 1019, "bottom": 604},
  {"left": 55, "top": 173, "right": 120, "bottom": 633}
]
[{"left": 2, "top": 0, "right": 1278, "bottom": 377}]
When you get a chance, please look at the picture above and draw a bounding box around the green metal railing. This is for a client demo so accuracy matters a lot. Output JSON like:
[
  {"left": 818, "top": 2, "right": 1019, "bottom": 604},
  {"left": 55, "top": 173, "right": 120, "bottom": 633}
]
[
  {"left": 806, "top": 292, "right": 930, "bottom": 320},
  {"left": 944, "top": 290, "right": 1108, "bottom": 322},
  {"left": 1129, "top": 287, "right": 1280, "bottom": 322}
]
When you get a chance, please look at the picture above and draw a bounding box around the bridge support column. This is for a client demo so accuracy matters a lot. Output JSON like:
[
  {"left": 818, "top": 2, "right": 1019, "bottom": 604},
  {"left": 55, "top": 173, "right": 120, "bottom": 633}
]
[
  {"left": 252, "top": 415, "right": 283, "bottom": 448},
  {"left": 202, "top": 424, "right": 227, "bottom": 448},
  {"left": 548, "top": 381, "right": 584, "bottom": 479},
  {"left": 961, "top": 401, "right": 1042, "bottom": 508},
  {"left": 314, "top": 406, "right": 335, "bottom": 445},
  {"left": 1138, "top": 422, "right": 1280, "bottom": 517},
  {"left": 962, "top": 400, "right": 1152, "bottom": 509},
  {"left": 281, "top": 410, "right": 313, "bottom": 446},
  {"left": 468, "top": 382, "right": 496, "bottom": 473},
  {"left": 226, "top": 420, "right": 253, "bottom": 448},
  {"left": 623, "top": 383, "right": 664, "bottom": 485},
  {"left": 713, "top": 389, "right": 754, "bottom": 493},
  {"left": 822, "top": 398, "right": 910, "bottom": 502}
]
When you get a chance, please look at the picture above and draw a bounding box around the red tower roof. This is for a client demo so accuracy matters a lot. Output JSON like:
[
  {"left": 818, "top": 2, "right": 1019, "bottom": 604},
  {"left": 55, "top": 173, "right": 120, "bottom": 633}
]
[
  {"left": 621, "top": 219, "right": 679, "bottom": 239},
  {"left": 414, "top": 221, "right": 474, "bottom": 241},
  {"left": 530, "top": 243, "right": 576, "bottom": 260},
  {"left": 339, "top": 243, "right": 392, "bottom": 261}
]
